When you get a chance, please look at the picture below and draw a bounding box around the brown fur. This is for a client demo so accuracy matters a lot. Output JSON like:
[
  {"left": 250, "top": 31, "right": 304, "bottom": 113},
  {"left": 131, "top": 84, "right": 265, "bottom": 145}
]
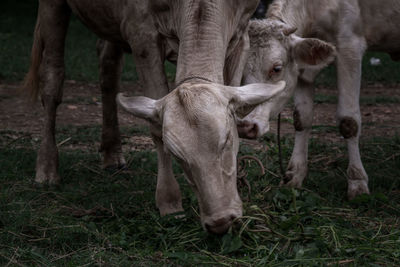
[
  {"left": 293, "top": 109, "right": 304, "bottom": 131},
  {"left": 23, "top": 18, "right": 43, "bottom": 101},
  {"left": 339, "top": 117, "right": 358, "bottom": 139}
]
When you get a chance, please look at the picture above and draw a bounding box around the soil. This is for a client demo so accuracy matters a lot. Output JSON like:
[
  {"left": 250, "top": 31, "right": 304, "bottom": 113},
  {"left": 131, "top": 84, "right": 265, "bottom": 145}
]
[{"left": 1, "top": 80, "right": 399, "bottom": 150}]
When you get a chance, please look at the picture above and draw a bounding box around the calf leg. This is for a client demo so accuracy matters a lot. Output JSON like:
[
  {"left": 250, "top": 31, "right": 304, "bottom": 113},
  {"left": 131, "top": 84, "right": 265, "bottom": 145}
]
[
  {"left": 152, "top": 134, "right": 184, "bottom": 216},
  {"left": 35, "top": 0, "right": 70, "bottom": 185},
  {"left": 97, "top": 40, "right": 126, "bottom": 169},
  {"left": 284, "top": 76, "right": 316, "bottom": 187},
  {"left": 336, "top": 38, "right": 369, "bottom": 199}
]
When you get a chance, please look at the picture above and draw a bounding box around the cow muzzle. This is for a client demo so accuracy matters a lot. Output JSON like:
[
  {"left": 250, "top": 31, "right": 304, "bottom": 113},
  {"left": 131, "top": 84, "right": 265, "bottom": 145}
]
[
  {"left": 203, "top": 209, "right": 242, "bottom": 235},
  {"left": 237, "top": 118, "right": 269, "bottom": 139}
]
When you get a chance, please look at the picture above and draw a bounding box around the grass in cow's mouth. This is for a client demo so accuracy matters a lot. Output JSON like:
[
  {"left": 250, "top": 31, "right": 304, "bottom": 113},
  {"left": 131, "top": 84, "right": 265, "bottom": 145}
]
[{"left": 1, "top": 128, "right": 399, "bottom": 266}]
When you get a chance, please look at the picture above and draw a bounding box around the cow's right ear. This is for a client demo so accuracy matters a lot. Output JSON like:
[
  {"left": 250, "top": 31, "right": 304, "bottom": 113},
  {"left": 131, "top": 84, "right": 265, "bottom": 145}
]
[
  {"left": 291, "top": 36, "right": 336, "bottom": 69},
  {"left": 116, "top": 93, "right": 161, "bottom": 124}
]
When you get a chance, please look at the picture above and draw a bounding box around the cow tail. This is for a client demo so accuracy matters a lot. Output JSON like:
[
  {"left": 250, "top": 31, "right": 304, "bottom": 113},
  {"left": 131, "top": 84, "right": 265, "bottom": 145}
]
[{"left": 23, "top": 17, "right": 43, "bottom": 101}]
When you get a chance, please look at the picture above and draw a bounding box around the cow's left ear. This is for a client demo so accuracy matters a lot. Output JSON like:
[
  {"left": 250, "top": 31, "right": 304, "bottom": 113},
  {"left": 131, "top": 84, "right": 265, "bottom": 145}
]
[{"left": 292, "top": 36, "right": 336, "bottom": 69}]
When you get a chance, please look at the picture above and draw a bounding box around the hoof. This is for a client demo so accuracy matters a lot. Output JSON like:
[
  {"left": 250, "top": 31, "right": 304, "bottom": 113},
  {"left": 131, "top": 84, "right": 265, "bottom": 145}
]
[
  {"left": 280, "top": 170, "right": 305, "bottom": 188},
  {"left": 347, "top": 180, "right": 370, "bottom": 200},
  {"left": 34, "top": 171, "right": 61, "bottom": 186}
]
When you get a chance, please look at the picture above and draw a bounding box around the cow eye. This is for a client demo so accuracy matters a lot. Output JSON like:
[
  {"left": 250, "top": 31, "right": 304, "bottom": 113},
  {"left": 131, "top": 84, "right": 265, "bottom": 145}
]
[{"left": 268, "top": 65, "right": 283, "bottom": 78}]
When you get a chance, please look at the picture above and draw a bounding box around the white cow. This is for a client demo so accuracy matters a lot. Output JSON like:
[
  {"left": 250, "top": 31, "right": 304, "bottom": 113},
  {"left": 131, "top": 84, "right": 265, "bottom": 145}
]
[
  {"left": 240, "top": 0, "right": 400, "bottom": 199},
  {"left": 24, "top": 0, "right": 289, "bottom": 234}
]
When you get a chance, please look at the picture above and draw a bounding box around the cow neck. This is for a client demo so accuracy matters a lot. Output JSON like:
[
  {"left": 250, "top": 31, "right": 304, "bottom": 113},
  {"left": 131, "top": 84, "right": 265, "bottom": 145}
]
[
  {"left": 175, "top": 36, "right": 226, "bottom": 84},
  {"left": 174, "top": 1, "right": 228, "bottom": 84}
]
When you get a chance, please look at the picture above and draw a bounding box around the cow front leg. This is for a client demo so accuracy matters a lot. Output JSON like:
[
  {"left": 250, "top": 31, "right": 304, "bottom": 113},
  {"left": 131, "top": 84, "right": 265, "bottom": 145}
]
[
  {"left": 97, "top": 40, "right": 126, "bottom": 169},
  {"left": 152, "top": 134, "right": 184, "bottom": 216},
  {"left": 34, "top": 1, "right": 71, "bottom": 185},
  {"left": 283, "top": 78, "right": 315, "bottom": 187},
  {"left": 336, "top": 37, "right": 369, "bottom": 199}
]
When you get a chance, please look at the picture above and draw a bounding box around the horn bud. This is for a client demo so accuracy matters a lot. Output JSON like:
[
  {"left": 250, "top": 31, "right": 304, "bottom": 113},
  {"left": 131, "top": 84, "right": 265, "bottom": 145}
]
[{"left": 283, "top": 26, "right": 297, "bottom": 36}]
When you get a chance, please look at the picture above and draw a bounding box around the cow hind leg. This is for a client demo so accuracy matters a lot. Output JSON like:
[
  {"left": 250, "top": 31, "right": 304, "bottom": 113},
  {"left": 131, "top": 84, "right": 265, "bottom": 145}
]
[
  {"left": 336, "top": 37, "right": 369, "bottom": 199},
  {"left": 34, "top": 0, "right": 71, "bottom": 185},
  {"left": 97, "top": 40, "right": 126, "bottom": 170}
]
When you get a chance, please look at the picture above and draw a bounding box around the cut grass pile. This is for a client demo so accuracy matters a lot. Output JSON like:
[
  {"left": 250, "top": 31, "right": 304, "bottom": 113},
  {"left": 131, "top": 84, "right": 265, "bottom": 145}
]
[{"left": 1, "top": 127, "right": 399, "bottom": 266}]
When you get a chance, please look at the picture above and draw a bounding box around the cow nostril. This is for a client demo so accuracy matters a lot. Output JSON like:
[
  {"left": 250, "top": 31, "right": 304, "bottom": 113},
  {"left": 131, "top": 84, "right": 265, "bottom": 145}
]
[
  {"left": 249, "top": 123, "right": 259, "bottom": 138},
  {"left": 237, "top": 120, "right": 259, "bottom": 139}
]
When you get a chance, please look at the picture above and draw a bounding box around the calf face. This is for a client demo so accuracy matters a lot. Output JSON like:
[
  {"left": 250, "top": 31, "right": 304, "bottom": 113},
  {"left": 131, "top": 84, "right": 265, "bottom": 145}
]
[
  {"left": 239, "top": 20, "right": 336, "bottom": 138},
  {"left": 117, "top": 81, "right": 285, "bottom": 234}
]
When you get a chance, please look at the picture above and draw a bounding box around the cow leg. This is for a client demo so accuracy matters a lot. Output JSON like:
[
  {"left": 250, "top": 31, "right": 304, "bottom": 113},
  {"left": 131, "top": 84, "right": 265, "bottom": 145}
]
[
  {"left": 97, "top": 40, "right": 126, "bottom": 169},
  {"left": 124, "top": 16, "right": 178, "bottom": 214},
  {"left": 283, "top": 75, "right": 316, "bottom": 187},
  {"left": 123, "top": 15, "right": 169, "bottom": 99},
  {"left": 336, "top": 38, "right": 369, "bottom": 199},
  {"left": 35, "top": 0, "right": 70, "bottom": 185},
  {"left": 152, "top": 134, "right": 184, "bottom": 216}
]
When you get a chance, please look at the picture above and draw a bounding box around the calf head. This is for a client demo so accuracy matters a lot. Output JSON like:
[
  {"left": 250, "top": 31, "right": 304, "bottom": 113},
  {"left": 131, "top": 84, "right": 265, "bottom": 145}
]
[
  {"left": 239, "top": 19, "right": 336, "bottom": 139},
  {"left": 117, "top": 81, "right": 285, "bottom": 234}
]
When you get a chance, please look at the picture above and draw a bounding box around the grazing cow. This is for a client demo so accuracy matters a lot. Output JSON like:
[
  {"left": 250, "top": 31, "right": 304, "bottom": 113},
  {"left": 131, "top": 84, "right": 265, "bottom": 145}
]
[
  {"left": 239, "top": 0, "right": 400, "bottom": 199},
  {"left": 24, "top": 0, "right": 288, "bottom": 234}
]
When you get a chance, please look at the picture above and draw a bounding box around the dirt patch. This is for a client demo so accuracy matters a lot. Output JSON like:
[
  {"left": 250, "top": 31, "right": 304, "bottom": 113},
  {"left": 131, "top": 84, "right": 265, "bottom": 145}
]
[{"left": 1, "top": 81, "right": 400, "bottom": 150}]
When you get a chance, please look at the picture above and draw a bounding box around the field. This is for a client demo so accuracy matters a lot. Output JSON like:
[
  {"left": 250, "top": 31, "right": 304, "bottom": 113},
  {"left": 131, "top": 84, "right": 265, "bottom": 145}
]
[{"left": 1, "top": 1, "right": 400, "bottom": 266}]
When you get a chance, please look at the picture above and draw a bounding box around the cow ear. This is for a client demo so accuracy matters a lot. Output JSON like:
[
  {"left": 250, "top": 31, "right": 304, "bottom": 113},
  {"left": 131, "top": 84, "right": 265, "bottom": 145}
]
[
  {"left": 226, "top": 81, "right": 286, "bottom": 116},
  {"left": 116, "top": 93, "right": 161, "bottom": 124},
  {"left": 292, "top": 36, "right": 336, "bottom": 68}
]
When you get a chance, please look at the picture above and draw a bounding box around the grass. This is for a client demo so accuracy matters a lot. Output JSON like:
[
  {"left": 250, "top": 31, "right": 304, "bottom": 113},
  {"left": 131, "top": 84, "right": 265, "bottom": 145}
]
[
  {"left": 1, "top": 128, "right": 399, "bottom": 266},
  {"left": 1, "top": 1, "right": 400, "bottom": 266}
]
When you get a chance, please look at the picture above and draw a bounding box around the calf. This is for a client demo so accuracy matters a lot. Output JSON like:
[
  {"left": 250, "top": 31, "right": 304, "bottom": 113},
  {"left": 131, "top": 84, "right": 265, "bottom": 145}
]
[{"left": 239, "top": 0, "right": 399, "bottom": 199}]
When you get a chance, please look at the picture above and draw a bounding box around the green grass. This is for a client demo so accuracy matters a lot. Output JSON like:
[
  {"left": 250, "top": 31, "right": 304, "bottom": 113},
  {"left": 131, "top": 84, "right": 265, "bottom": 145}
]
[{"left": 1, "top": 128, "right": 399, "bottom": 266}]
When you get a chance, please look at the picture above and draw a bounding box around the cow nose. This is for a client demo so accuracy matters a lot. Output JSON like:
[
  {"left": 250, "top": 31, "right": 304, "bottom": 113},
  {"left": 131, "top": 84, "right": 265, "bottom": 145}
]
[
  {"left": 205, "top": 214, "right": 237, "bottom": 235},
  {"left": 237, "top": 120, "right": 259, "bottom": 139}
]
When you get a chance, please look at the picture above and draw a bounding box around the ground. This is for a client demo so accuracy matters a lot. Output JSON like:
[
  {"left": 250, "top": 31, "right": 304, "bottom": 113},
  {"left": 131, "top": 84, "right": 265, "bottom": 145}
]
[
  {"left": 2, "top": 80, "right": 399, "bottom": 150},
  {"left": 1, "top": 81, "right": 400, "bottom": 266}
]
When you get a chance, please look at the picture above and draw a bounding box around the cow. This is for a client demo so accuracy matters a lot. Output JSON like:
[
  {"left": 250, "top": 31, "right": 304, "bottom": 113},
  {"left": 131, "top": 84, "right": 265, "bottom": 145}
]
[
  {"left": 238, "top": 0, "right": 400, "bottom": 200},
  {"left": 23, "top": 0, "right": 288, "bottom": 234}
]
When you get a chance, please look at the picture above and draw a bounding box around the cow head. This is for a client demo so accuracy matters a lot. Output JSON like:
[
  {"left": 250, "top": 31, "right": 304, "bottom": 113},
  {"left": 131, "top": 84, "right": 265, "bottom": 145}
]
[
  {"left": 239, "top": 19, "right": 336, "bottom": 138},
  {"left": 117, "top": 81, "right": 285, "bottom": 234}
]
